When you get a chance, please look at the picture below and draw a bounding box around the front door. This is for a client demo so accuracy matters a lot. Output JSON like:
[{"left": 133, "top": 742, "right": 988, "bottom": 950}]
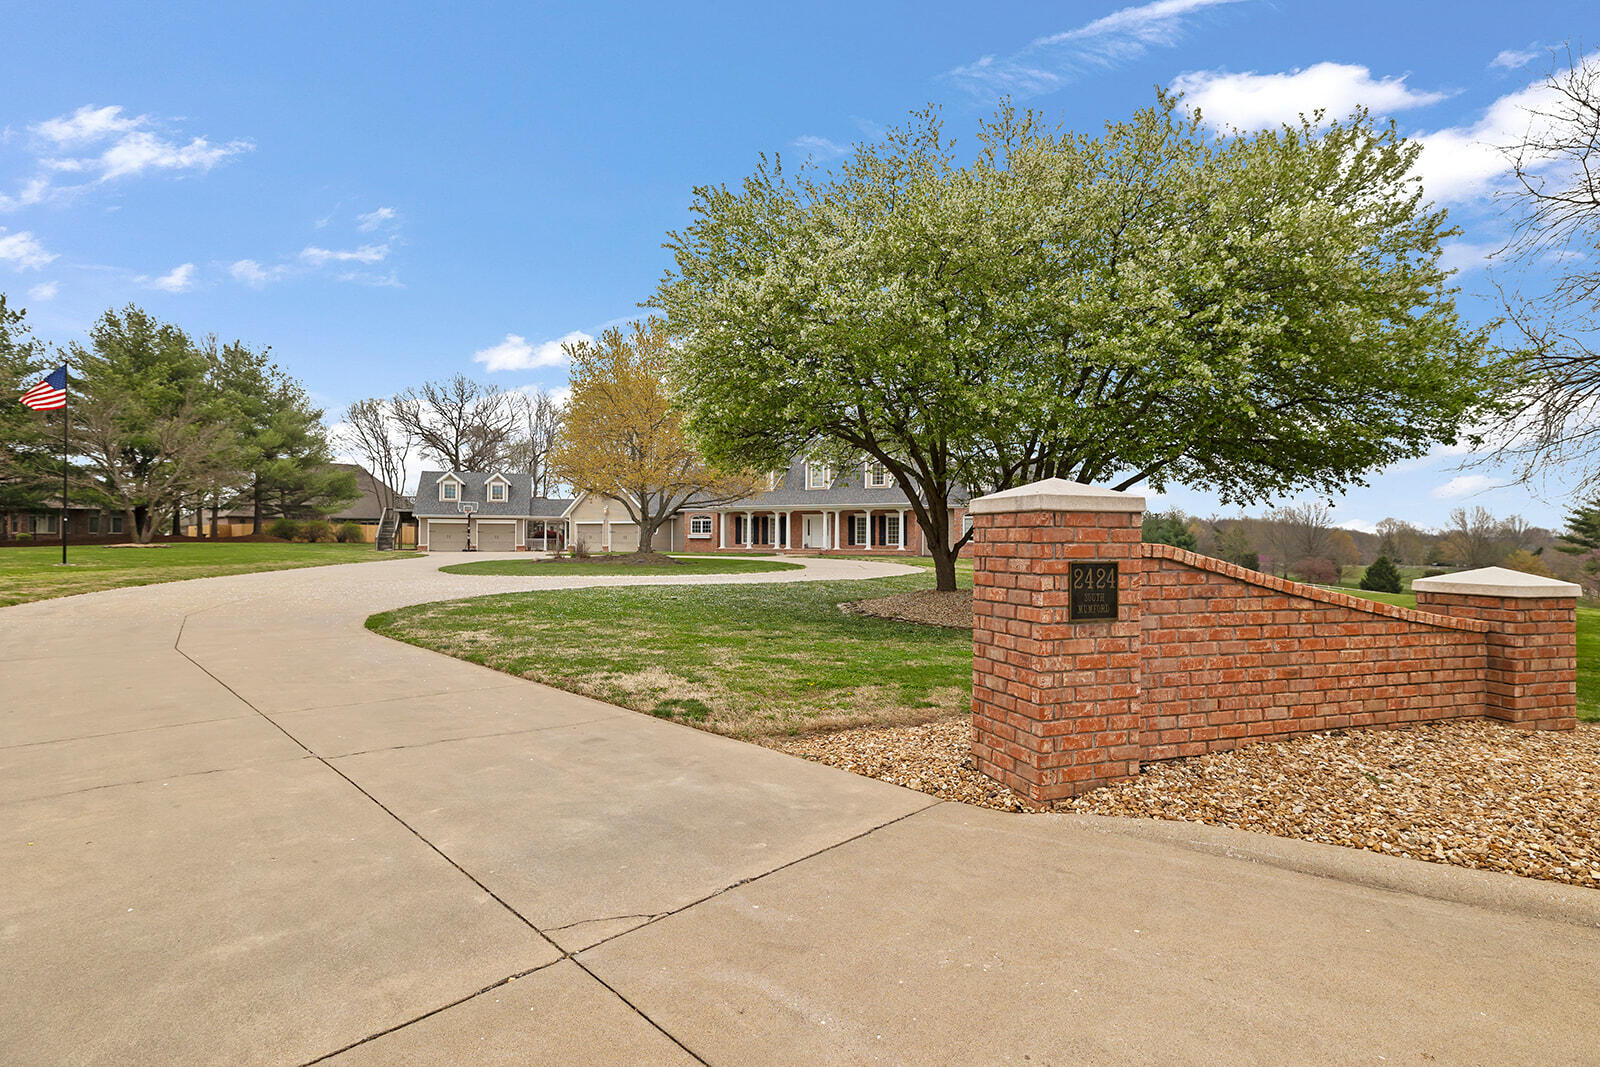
[{"left": 804, "top": 516, "right": 821, "bottom": 549}]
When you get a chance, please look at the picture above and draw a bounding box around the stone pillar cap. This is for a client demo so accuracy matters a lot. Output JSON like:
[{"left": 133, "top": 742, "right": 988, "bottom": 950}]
[
  {"left": 970, "top": 478, "right": 1145, "bottom": 515},
  {"left": 1412, "top": 566, "right": 1581, "bottom": 599}
]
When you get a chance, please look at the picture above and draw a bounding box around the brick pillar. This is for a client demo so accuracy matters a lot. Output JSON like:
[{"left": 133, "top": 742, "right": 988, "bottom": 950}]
[
  {"left": 1414, "top": 568, "right": 1579, "bottom": 731},
  {"left": 969, "top": 478, "right": 1145, "bottom": 806}
]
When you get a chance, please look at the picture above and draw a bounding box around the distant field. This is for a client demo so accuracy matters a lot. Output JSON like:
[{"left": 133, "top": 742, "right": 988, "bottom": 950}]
[
  {"left": 0, "top": 542, "right": 417, "bottom": 606},
  {"left": 439, "top": 556, "right": 800, "bottom": 577}
]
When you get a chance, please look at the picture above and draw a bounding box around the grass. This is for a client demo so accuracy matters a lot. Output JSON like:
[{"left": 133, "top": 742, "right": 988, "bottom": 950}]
[
  {"left": 368, "top": 570, "right": 974, "bottom": 740},
  {"left": 0, "top": 542, "right": 419, "bottom": 607},
  {"left": 439, "top": 556, "right": 801, "bottom": 577}
]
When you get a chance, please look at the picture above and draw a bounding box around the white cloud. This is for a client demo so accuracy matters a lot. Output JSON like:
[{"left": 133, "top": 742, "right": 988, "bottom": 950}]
[
  {"left": 1490, "top": 48, "right": 1539, "bottom": 71},
  {"left": 1172, "top": 62, "right": 1452, "bottom": 130},
  {"left": 0, "top": 228, "right": 56, "bottom": 270},
  {"left": 1438, "top": 240, "right": 1498, "bottom": 274},
  {"left": 0, "top": 177, "right": 54, "bottom": 212},
  {"left": 1432, "top": 474, "right": 1497, "bottom": 499},
  {"left": 31, "top": 104, "right": 143, "bottom": 146},
  {"left": 792, "top": 135, "right": 848, "bottom": 159},
  {"left": 146, "top": 262, "right": 196, "bottom": 293},
  {"left": 356, "top": 206, "right": 397, "bottom": 231},
  {"left": 473, "top": 330, "right": 591, "bottom": 372},
  {"left": 299, "top": 244, "right": 389, "bottom": 266},
  {"left": 2, "top": 104, "right": 251, "bottom": 209},
  {"left": 95, "top": 131, "right": 251, "bottom": 181},
  {"left": 229, "top": 259, "right": 285, "bottom": 287},
  {"left": 947, "top": 0, "right": 1244, "bottom": 99},
  {"left": 27, "top": 281, "right": 58, "bottom": 301},
  {"left": 1335, "top": 518, "right": 1379, "bottom": 535},
  {"left": 548, "top": 385, "right": 573, "bottom": 407}
]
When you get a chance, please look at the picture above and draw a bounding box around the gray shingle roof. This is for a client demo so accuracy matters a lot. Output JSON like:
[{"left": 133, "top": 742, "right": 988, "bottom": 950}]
[
  {"left": 413, "top": 471, "right": 572, "bottom": 518},
  {"left": 699, "top": 457, "right": 969, "bottom": 510}
]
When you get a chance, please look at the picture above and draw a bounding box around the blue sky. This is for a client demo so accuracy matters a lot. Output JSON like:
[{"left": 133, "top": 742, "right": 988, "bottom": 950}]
[{"left": 0, "top": 0, "right": 1592, "bottom": 530}]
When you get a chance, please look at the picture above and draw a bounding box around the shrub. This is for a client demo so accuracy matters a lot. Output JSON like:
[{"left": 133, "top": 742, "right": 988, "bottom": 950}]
[
  {"left": 1420, "top": 568, "right": 1447, "bottom": 579},
  {"left": 268, "top": 517, "right": 300, "bottom": 541},
  {"left": 1141, "top": 511, "right": 1198, "bottom": 550},
  {"left": 570, "top": 540, "right": 592, "bottom": 560},
  {"left": 335, "top": 521, "right": 364, "bottom": 544},
  {"left": 1240, "top": 551, "right": 1260, "bottom": 571},
  {"left": 299, "top": 519, "right": 335, "bottom": 543},
  {"left": 1501, "top": 548, "right": 1556, "bottom": 579},
  {"left": 1291, "top": 556, "right": 1338, "bottom": 584},
  {"left": 1359, "top": 555, "right": 1403, "bottom": 593}
]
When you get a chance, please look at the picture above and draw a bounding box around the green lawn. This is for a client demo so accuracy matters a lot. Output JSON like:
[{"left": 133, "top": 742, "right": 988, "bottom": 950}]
[
  {"left": 439, "top": 556, "right": 801, "bottom": 577},
  {"left": 368, "top": 571, "right": 972, "bottom": 739},
  {"left": 0, "top": 542, "right": 419, "bottom": 607}
]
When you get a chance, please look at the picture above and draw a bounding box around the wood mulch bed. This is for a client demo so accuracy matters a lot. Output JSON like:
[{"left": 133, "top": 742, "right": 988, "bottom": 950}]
[
  {"left": 767, "top": 716, "right": 1600, "bottom": 888},
  {"left": 839, "top": 589, "right": 973, "bottom": 629}
]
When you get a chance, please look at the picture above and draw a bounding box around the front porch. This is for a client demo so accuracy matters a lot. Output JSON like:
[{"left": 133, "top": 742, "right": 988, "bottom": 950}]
[{"left": 699, "top": 508, "right": 918, "bottom": 554}]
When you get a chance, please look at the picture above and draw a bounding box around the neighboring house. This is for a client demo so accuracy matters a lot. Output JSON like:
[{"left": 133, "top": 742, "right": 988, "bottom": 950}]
[
  {"left": 413, "top": 470, "right": 571, "bottom": 552},
  {"left": 2, "top": 501, "right": 126, "bottom": 541},
  {"left": 183, "top": 462, "right": 415, "bottom": 546},
  {"left": 414, "top": 458, "right": 968, "bottom": 556}
]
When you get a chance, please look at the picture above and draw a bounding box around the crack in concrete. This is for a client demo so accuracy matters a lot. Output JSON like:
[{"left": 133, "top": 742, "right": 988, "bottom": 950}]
[
  {"left": 0, "top": 712, "right": 249, "bottom": 751},
  {"left": 328, "top": 715, "right": 619, "bottom": 760}
]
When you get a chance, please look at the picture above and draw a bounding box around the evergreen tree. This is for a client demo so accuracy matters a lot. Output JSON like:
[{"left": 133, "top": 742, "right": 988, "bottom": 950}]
[
  {"left": 1359, "top": 555, "right": 1403, "bottom": 593},
  {"left": 1557, "top": 498, "right": 1600, "bottom": 555},
  {"left": 0, "top": 295, "right": 57, "bottom": 535},
  {"left": 1141, "top": 511, "right": 1198, "bottom": 550}
]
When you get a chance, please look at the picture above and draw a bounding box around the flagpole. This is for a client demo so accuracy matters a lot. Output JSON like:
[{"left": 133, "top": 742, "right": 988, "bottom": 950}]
[{"left": 61, "top": 366, "right": 68, "bottom": 565}]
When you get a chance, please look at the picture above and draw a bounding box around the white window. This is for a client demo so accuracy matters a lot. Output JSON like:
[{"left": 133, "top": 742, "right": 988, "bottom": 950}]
[
  {"left": 865, "top": 462, "right": 891, "bottom": 489},
  {"left": 807, "top": 464, "right": 833, "bottom": 490},
  {"left": 962, "top": 513, "right": 973, "bottom": 535},
  {"left": 852, "top": 515, "right": 869, "bottom": 545},
  {"left": 689, "top": 515, "right": 713, "bottom": 537},
  {"left": 441, "top": 480, "right": 458, "bottom": 501},
  {"left": 489, "top": 481, "right": 507, "bottom": 502},
  {"left": 884, "top": 514, "right": 900, "bottom": 544}
]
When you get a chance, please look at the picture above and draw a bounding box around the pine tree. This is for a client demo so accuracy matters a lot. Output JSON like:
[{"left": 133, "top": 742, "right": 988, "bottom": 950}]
[{"left": 1359, "top": 555, "right": 1403, "bottom": 593}]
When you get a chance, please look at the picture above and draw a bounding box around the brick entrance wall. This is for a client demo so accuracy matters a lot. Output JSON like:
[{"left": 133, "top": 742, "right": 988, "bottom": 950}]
[{"left": 969, "top": 479, "right": 1580, "bottom": 807}]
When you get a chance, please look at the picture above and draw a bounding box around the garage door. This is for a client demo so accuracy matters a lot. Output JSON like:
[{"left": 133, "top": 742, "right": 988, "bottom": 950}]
[
  {"left": 476, "top": 522, "right": 516, "bottom": 552},
  {"left": 608, "top": 524, "right": 640, "bottom": 553},
  {"left": 573, "top": 523, "right": 604, "bottom": 550},
  {"left": 429, "top": 521, "right": 468, "bottom": 551}
]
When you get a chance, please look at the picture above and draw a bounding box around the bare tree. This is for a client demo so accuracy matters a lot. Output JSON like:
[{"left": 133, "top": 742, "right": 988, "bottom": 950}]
[
  {"left": 392, "top": 375, "right": 518, "bottom": 473},
  {"left": 1375, "top": 517, "right": 1427, "bottom": 565},
  {"left": 1263, "top": 502, "right": 1334, "bottom": 575},
  {"left": 1439, "top": 506, "right": 1528, "bottom": 568},
  {"left": 508, "top": 388, "right": 564, "bottom": 497},
  {"left": 338, "top": 398, "right": 415, "bottom": 510},
  {"left": 1487, "top": 46, "right": 1600, "bottom": 489}
]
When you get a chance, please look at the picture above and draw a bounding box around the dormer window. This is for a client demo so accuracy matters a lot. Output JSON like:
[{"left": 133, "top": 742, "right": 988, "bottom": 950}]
[
  {"left": 440, "top": 480, "right": 459, "bottom": 502},
  {"left": 864, "top": 461, "right": 891, "bottom": 489},
  {"left": 489, "top": 482, "right": 506, "bottom": 502},
  {"left": 806, "top": 464, "right": 833, "bottom": 490}
]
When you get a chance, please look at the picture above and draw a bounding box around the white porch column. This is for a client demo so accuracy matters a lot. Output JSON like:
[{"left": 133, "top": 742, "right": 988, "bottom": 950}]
[
  {"left": 899, "top": 509, "right": 907, "bottom": 549},
  {"left": 773, "top": 511, "right": 781, "bottom": 549},
  {"left": 720, "top": 511, "right": 728, "bottom": 548},
  {"left": 831, "top": 511, "right": 839, "bottom": 550},
  {"left": 744, "top": 510, "right": 753, "bottom": 547}
]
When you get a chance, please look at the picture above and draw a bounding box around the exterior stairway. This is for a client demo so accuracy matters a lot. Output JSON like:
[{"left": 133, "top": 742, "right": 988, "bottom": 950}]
[{"left": 375, "top": 507, "right": 398, "bottom": 551}]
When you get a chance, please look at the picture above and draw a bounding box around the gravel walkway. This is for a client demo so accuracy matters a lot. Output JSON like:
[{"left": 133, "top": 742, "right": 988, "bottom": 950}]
[{"left": 769, "top": 717, "right": 1600, "bottom": 888}]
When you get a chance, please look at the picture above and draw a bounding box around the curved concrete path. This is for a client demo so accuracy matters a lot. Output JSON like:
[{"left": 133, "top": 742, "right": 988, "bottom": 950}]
[{"left": 3, "top": 553, "right": 1598, "bottom": 1065}]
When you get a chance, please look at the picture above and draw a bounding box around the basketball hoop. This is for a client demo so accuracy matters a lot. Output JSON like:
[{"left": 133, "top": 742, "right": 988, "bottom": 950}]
[{"left": 459, "top": 502, "right": 478, "bottom": 515}]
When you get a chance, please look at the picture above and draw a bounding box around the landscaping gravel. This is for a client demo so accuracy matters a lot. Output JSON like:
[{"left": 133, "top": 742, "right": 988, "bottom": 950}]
[
  {"left": 839, "top": 589, "right": 973, "bottom": 629},
  {"left": 769, "top": 716, "right": 1600, "bottom": 888}
]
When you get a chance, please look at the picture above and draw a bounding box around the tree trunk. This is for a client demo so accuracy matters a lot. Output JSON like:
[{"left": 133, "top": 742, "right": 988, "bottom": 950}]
[
  {"left": 172, "top": 502, "right": 182, "bottom": 537},
  {"left": 132, "top": 504, "right": 151, "bottom": 544},
  {"left": 920, "top": 508, "right": 961, "bottom": 592},
  {"left": 636, "top": 514, "right": 661, "bottom": 554},
  {"left": 252, "top": 476, "right": 263, "bottom": 535}
]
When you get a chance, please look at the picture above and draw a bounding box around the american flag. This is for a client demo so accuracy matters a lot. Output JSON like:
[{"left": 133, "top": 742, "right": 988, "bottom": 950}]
[{"left": 19, "top": 365, "right": 66, "bottom": 411}]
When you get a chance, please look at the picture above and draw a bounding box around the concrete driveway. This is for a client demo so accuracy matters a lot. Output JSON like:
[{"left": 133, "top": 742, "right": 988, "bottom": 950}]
[{"left": 3, "top": 553, "right": 1598, "bottom": 1065}]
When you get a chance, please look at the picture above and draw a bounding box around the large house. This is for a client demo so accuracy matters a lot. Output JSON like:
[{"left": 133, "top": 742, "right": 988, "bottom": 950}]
[{"left": 412, "top": 458, "right": 969, "bottom": 554}]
